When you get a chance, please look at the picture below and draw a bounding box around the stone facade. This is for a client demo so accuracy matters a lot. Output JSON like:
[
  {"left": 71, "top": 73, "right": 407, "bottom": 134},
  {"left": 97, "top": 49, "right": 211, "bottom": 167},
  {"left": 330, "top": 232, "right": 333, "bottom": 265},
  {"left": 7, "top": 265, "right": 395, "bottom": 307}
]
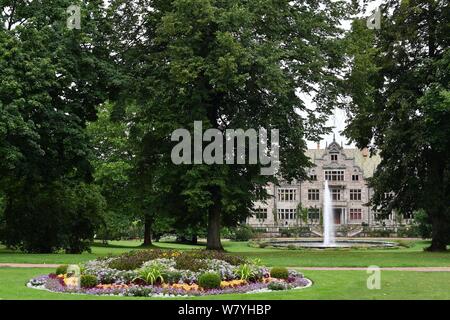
[{"left": 247, "top": 139, "right": 407, "bottom": 231}]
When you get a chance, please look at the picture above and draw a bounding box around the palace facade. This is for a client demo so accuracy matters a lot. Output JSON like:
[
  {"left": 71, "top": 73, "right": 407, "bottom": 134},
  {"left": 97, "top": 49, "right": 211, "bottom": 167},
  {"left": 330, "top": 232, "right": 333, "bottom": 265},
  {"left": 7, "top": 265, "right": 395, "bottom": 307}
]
[{"left": 246, "top": 139, "right": 409, "bottom": 232}]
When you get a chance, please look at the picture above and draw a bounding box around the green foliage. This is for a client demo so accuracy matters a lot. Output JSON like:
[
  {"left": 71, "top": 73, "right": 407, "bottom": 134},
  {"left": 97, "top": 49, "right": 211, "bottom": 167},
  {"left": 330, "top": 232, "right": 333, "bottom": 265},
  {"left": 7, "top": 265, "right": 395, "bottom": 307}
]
[
  {"left": 108, "top": 249, "right": 247, "bottom": 271},
  {"left": 0, "top": 1, "right": 113, "bottom": 253},
  {"left": 80, "top": 275, "right": 98, "bottom": 288},
  {"left": 109, "top": 250, "right": 168, "bottom": 271},
  {"left": 163, "top": 271, "right": 183, "bottom": 284},
  {"left": 270, "top": 267, "right": 289, "bottom": 279},
  {"left": 55, "top": 265, "right": 68, "bottom": 276},
  {"left": 135, "top": 265, "right": 164, "bottom": 285},
  {"left": 235, "top": 264, "right": 255, "bottom": 281},
  {"left": 0, "top": 182, "right": 105, "bottom": 253},
  {"left": 231, "top": 225, "right": 255, "bottom": 242},
  {"left": 198, "top": 272, "right": 221, "bottom": 290},
  {"left": 412, "top": 210, "right": 432, "bottom": 239},
  {"left": 268, "top": 281, "right": 289, "bottom": 291},
  {"left": 344, "top": 1, "right": 450, "bottom": 251},
  {"left": 297, "top": 204, "right": 308, "bottom": 224},
  {"left": 174, "top": 254, "right": 209, "bottom": 272},
  {"left": 108, "top": 0, "right": 351, "bottom": 250}
]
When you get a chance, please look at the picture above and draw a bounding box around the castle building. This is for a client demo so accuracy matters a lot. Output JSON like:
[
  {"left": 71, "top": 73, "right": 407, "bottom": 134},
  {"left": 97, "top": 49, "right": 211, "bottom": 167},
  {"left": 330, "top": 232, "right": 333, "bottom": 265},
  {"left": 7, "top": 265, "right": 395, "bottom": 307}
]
[{"left": 247, "top": 139, "right": 406, "bottom": 231}]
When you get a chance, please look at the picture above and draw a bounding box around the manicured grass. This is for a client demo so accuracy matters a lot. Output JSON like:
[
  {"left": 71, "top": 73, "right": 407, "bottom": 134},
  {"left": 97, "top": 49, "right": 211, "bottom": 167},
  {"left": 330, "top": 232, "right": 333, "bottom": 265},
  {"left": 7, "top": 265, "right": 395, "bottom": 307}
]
[
  {"left": 1, "top": 240, "right": 449, "bottom": 267},
  {"left": 1, "top": 268, "right": 449, "bottom": 300}
]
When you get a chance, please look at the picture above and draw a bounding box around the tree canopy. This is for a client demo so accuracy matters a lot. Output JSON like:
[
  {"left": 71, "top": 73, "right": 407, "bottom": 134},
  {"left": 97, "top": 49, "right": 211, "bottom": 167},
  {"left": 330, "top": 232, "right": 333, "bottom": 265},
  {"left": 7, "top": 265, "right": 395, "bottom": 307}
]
[{"left": 344, "top": 0, "right": 450, "bottom": 251}]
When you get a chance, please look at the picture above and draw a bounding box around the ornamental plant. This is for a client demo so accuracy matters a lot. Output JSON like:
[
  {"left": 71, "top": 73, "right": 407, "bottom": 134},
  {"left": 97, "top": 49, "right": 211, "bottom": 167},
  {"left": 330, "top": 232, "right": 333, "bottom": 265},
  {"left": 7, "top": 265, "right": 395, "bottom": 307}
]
[
  {"left": 235, "top": 264, "right": 255, "bottom": 281},
  {"left": 81, "top": 275, "right": 98, "bottom": 288},
  {"left": 270, "top": 267, "right": 289, "bottom": 279},
  {"left": 198, "top": 272, "right": 221, "bottom": 290},
  {"left": 55, "top": 265, "right": 68, "bottom": 275},
  {"left": 134, "top": 265, "right": 165, "bottom": 285}
]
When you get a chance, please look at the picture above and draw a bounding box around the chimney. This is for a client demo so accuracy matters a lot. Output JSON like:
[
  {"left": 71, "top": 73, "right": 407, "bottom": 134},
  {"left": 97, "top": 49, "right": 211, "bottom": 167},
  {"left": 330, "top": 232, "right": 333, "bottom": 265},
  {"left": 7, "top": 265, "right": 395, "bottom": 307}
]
[{"left": 362, "top": 147, "right": 369, "bottom": 157}]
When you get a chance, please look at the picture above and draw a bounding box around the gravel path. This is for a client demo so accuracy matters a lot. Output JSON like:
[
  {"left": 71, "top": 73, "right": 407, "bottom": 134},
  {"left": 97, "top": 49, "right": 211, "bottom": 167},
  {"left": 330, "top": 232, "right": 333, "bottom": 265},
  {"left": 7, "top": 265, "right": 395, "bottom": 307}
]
[
  {"left": 298, "top": 267, "right": 450, "bottom": 272},
  {"left": 0, "top": 263, "right": 60, "bottom": 268},
  {"left": 0, "top": 263, "right": 449, "bottom": 272}
]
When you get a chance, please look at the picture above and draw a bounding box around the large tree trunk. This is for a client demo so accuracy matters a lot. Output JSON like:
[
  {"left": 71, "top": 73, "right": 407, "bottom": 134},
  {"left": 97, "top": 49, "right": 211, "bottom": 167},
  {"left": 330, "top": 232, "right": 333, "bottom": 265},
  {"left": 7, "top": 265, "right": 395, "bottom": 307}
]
[
  {"left": 425, "top": 153, "right": 448, "bottom": 252},
  {"left": 427, "top": 212, "right": 449, "bottom": 252},
  {"left": 142, "top": 215, "right": 153, "bottom": 246},
  {"left": 206, "top": 187, "right": 223, "bottom": 250}
]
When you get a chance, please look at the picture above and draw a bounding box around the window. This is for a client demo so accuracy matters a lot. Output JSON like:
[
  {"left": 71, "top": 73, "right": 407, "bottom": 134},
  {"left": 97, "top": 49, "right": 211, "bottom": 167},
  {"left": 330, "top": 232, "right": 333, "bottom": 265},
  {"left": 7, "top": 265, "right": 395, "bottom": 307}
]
[
  {"left": 278, "top": 208, "right": 296, "bottom": 220},
  {"left": 324, "top": 170, "right": 345, "bottom": 181},
  {"left": 278, "top": 189, "right": 297, "bottom": 202},
  {"left": 307, "top": 208, "right": 320, "bottom": 221},
  {"left": 331, "top": 154, "right": 338, "bottom": 161},
  {"left": 308, "top": 189, "right": 320, "bottom": 201},
  {"left": 349, "top": 208, "right": 362, "bottom": 220},
  {"left": 350, "top": 189, "right": 362, "bottom": 201},
  {"left": 331, "top": 188, "right": 341, "bottom": 201},
  {"left": 310, "top": 174, "right": 317, "bottom": 181},
  {"left": 352, "top": 174, "right": 359, "bottom": 181},
  {"left": 253, "top": 208, "right": 268, "bottom": 220}
]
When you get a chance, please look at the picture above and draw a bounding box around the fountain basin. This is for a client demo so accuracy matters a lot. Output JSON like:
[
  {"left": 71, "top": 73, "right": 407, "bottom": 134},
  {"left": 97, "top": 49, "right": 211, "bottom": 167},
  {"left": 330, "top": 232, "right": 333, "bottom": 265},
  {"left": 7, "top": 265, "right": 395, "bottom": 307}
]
[{"left": 265, "top": 239, "right": 399, "bottom": 249}]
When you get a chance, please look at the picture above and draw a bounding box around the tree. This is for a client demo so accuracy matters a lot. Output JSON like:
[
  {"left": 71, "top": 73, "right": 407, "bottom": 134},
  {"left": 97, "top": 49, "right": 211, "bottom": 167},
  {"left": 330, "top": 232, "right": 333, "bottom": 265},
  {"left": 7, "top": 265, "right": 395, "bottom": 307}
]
[
  {"left": 111, "top": 0, "right": 350, "bottom": 250},
  {"left": 0, "top": 0, "right": 113, "bottom": 252},
  {"left": 344, "top": 1, "right": 450, "bottom": 251}
]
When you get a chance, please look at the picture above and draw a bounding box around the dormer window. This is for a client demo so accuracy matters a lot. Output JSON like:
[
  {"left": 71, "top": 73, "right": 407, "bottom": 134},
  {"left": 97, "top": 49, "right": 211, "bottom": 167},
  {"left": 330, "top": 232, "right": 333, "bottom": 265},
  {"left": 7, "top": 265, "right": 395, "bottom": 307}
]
[{"left": 331, "top": 154, "right": 338, "bottom": 161}]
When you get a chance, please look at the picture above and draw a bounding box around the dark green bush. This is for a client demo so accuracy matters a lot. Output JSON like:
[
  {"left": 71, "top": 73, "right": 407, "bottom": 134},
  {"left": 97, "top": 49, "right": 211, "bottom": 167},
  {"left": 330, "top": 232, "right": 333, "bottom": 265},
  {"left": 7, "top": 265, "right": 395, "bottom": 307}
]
[
  {"left": 280, "top": 228, "right": 293, "bottom": 238},
  {"left": 232, "top": 225, "right": 255, "bottom": 241},
  {"left": 270, "top": 267, "right": 289, "bottom": 279},
  {"left": 163, "top": 271, "right": 183, "bottom": 284},
  {"left": 0, "top": 182, "right": 104, "bottom": 253},
  {"left": 198, "top": 272, "right": 221, "bottom": 289},
  {"left": 412, "top": 209, "right": 432, "bottom": 239},
  {"left": 80, "top": 274, "right": 98, "bottom": 288},
  {"left": 55, "top": 265, "right": 68, "bottom": 275},
  {"left": 268, "top": 281, "right": 289, "bottom": 291},
  {"left": 174, "top": 254, "right": 209, "bottom": 272}
]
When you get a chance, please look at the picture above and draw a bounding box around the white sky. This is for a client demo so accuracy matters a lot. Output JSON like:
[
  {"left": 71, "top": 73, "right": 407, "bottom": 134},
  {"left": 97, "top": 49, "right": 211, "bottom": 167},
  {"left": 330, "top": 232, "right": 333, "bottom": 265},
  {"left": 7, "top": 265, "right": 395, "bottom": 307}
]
[{"left": 306, "top": 0, "right": 384, "bottom": 149}]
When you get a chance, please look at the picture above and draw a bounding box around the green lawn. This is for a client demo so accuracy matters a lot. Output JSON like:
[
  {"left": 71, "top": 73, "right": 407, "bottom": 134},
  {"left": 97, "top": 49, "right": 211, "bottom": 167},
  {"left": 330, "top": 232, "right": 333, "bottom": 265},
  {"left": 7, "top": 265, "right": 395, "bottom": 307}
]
[
  {"left": 0, "top": 240, "right": 449, "bottom": 300},
  {"left": 1, "top": 240, "right": 449, "bottom": 267},
  {"left": 1, "top": 268, "right": 449, "bottom": 300}
]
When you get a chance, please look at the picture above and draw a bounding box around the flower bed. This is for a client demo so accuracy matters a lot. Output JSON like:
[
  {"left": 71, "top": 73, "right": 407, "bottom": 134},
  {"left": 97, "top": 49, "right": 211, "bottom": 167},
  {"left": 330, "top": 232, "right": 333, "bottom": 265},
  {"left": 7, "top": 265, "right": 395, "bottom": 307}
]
[{"left": 27, "top": 249, "right": 311, "bottom": 297}]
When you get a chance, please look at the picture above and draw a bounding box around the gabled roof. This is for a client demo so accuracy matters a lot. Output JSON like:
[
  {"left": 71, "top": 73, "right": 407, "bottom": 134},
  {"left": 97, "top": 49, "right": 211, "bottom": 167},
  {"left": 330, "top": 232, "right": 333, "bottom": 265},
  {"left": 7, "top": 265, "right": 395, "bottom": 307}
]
[{"left": 305, "top": 147, "right": 381, "bottom": 178}]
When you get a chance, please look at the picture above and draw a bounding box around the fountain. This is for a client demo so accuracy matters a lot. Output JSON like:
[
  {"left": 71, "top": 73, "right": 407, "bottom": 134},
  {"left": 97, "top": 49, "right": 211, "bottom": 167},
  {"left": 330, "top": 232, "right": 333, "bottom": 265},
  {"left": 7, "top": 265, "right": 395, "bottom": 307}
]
[
  {"left": 263, "top": 180, "right": 398, "bottom": 249},
  {"left": 323, "top": 180, "right": 335, "bottom": 246}
]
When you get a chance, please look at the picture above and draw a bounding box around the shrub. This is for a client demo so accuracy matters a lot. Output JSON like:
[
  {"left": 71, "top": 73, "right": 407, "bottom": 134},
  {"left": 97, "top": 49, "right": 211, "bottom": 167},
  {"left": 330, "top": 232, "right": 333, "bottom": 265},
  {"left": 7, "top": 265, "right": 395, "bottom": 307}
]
[
  {"left": 80, "top": 274, "right": 98, "bottom": 288},
  {"left": 232, "top": 226, "right": 255, "bottom": 241},
  {"left": 235, "top": 264, "right": 255, "bottom": 281},
  {"left": 258, "top": 242, "right": 269, "bottom": 248},
  {"left": 0, "top": 182, "right": 104, "bottom": 253},
  {"left": 135, "top": 265, "right": 165, "bottom": 285},
  {"left": 270, "top": 267, "right": 289, "bottom": 279},
  {"left": 268, "top": 281, "right": 289, "bottom": 291},
  {"left": 174, "top": 254, "right": 208, "bottom": 272},
  {"left": 55, "top": 265, "right": 68, "bottom": 275},
  {"left": 280, "top": 228, "right": 293, "bottom": 238},
  {"left": 163, "top": 271, "right": 183, "bottom": 284},
  {"left": 198, "top": 272, "right": 221, "bottom": 289},
  {"left": 109, "top": 250, "right": 169, "bottom": 270}
]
